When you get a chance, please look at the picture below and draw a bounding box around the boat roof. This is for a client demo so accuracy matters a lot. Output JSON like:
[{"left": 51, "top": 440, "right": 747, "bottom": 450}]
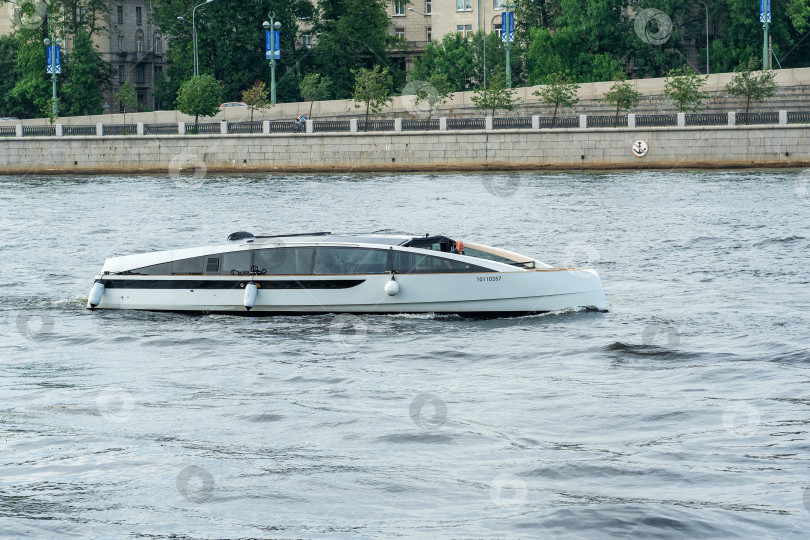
[{"left": 233, "top": 232, "right": 435, "bottom": 246}]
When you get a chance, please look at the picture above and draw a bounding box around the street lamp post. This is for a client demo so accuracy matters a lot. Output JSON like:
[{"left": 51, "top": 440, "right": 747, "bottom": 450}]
[
  {"left": 43, "top": 17, "right": 63, "bottom": 120},
  {"left": 696, "top": 0, "right": 709, "bottom": 74},
  {"left": 503, "top": 1, "right": 514, "bottom": 88},
  {"left": 192, "top": 0, "right": 214, "bottom": 76},
  {"left": 263, "top": 13, "right": 282, "bottom": 105}
]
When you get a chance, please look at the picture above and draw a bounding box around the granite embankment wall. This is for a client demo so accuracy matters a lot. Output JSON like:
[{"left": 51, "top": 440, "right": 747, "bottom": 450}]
[
  {"left": 3, "top": 68, "right": 809, "bottom": 126},
  {"left": 1, "top": 124, "right": 808, "bottom": 174}
]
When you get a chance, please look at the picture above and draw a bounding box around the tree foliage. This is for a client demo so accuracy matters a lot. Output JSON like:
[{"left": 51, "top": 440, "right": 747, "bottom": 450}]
[
  {"left": 241, "top": 80, "right": 270, "bottom": 123},
  {"left": 0, "top": 35, "right": 19, "bottom": 117},
  {"left": 532, "top": 73, "right": 579, "bottom": 124},
  {"left": 663, "top": 66, "right": 708, "bottom": 112},
  {"left": 602, "top": 76, "right": 641, "bottom": 122},
  {"left": 414, "top": 72, "right": 452, "bottom": 119},
  {"left": 299, "top": 73, "right": 332, "bottom": 116},
  {"left": 725, "top": 57, "right": 777, "bottom": 117},
  {"left": 62, "top": 30, "right": 113, "bottom": 116},
  {"left": 176, "top": 74, "right": 223, "bottom": 126},
  {"left": 312, "top": 0, "right": 401, "bottom": 99},
  {"left": 151, "top": 0, "right": 302, "bottom": 105},
  {"left": 116, "top": 81, "right": 136, "bottom": 123},
  {"left": 409, "top": 31, "right": 522, "bottom": 93},
  {"left": 471, "top": 71, "right": 520, "bottom": 116},
  {"left": 352, "top": 65, "right": 392, "bottom": 127},
  {"left": 8, "top": 24, "right": 51, "bottom": 119}
]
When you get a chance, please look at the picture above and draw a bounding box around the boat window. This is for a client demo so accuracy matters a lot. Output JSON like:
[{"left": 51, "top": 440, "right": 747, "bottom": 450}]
[
  {"left": 204, "top": 256, "right": 220, "bottom": 274},
  {"left": 254, "top": 247, "right": 315, "bottom": 275},
  {"left": 222, "top": 250, "right": 252, "bottom": 274},
  {"left": 394, "top": 251, "right": 496, "bottom": 274},
  {"left": 172, "top": 256, "right": 204, "bottom": 275},
  {"left": 461, "top": 247, "right": 519, "bottom": 265},
  {"left": 313, "top": 247, "right": 389, "bottom": 275},
  {"left": 129, "top": 262, "right": 172, "bottom": 275}
]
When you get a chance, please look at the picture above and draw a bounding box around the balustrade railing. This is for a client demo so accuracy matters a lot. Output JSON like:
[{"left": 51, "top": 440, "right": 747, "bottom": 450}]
[{"left": 3, "top": 110, "right": 809, "bottom": 138}]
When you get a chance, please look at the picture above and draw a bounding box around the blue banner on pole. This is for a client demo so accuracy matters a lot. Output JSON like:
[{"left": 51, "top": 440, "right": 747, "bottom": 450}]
[
  {"left": 760, "top": 0, "right": 770, "bottom": 23},
  {"left": 46, "top": 44, "right": 61, "bottom": 74},
  {"left": 265, "top": 30, "right": 280, "bottom": 60},
  {"left": 501, "top": 11, "right": 514, "bottom": 43}
]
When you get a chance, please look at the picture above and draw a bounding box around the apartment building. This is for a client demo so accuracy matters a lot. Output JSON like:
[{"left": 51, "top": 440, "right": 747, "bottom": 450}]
[
  {"left": 107, "top": 2, "right": 168, "bottom": 112},
  {"left": 1, "top": 1, "right": 168, "bottom": 112},
  {"left": 385, "top": 0, "right": 510, "bottom": 69}
]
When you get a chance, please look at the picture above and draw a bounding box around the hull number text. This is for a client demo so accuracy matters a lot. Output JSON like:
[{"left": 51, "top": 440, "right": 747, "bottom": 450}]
[{"left": 477, "top": 276, "right": 502, "bottom": 282}]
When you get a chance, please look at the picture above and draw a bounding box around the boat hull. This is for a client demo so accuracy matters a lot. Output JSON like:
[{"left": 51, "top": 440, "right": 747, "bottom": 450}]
[{"left": 87, "top": 269, "right": 608, "bottom": 315}]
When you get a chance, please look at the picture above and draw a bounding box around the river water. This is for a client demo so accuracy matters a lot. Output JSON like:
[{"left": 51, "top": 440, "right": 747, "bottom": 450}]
[{"left": 1, "top": 170, "right": 809, "bottom": 538}]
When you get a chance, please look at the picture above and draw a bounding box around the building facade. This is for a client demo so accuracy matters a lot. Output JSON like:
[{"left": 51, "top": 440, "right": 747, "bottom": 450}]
[
  {"left": 0, "top": 1, "right": 168, "bottom": 112},
  {"left": 103, "top": 1, "right": 168, "bottom": 111}
]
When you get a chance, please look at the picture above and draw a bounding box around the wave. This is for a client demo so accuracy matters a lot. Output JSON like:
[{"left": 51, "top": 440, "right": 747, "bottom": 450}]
[
  {"left": 754, "top": 235, "right": 806, "bottom": 247},
  {"left": 604, "top": 341, "right": 702, "bottom": 360}
]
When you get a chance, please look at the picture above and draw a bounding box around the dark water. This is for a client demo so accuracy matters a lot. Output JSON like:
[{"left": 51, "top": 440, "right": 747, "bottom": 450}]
[{"left": 2, "top": 170, "right": 810, "bottom": 538}]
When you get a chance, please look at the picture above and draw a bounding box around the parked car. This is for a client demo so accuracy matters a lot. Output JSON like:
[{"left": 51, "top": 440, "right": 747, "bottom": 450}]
[
  {"left": 0, "top": 117, "right": 19, "bottom": 122},
  {"left": 218, "top": 102, "right": 246, "bottom": 110}
]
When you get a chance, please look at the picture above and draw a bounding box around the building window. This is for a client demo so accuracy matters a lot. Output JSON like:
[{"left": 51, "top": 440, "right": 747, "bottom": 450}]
[
  {"left": 136, "top": 64, "right": 145, "bottom": 84},
  {"left": 301, "top": 33, "right": 311, "bottom": 48},
  {"left": 457, "top": 0, "right": 471, "bottom": 11},
  {"left": 136, "top": 30, "right": 144, "bottom": 60},
  {"left": 494, "top": 24, "right": 502, "bottom": 38},
  {"left": 457, "top": 24, "right": 472, "bottom": 38},
  {"left": 118, "top": 65, "right": 125, "bottom": 83},
  {"left": 136, "top": 6, "right": 142, "bottom": 25},
  {"left": 117, "top": 35, "right": 123, "bottom": 52},
  {"left": 425, "top": 0, "right": 432, "bottom": 14},
  {"left": 494, "top": 0, "right": 502, "bottom": 8},
  {"left": 427, "top": 27, "right": 432, "bottom": 41},
  {"left": 117, "top": 6, "right": 123, "bottom": 24},
  {"left": 137, "top": 93, "right": 145, "bottom": 109},
  {"left": 154, "top": 35, "right": 161, "bottom": 54},
  {"left": 395, "top": 27, "right": 405, "bottom": 39},
  {"left": 75, "top": 6, "right": 87, "bottom": 23},
  {"left": 394, "top": 1, "right": 405, "bottom": 15}
]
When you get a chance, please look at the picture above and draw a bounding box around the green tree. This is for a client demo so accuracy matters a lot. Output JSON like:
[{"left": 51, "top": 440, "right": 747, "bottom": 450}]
[
  {"left": 176, "top": 74, "right": 223, "bottom": 129},
  {"left": 410, "top": 31, "right": 521, "bottom": 94},
  {"left": 241, "top": 80, "right": 270, "bottom": 125},
  {"left": 532, "top": 73, "right": 579, "bottom": 126},
  {"left": 299, "top": 73, "right": 332, "bottom": 117},
  {"left": 602, "top": 76, "right": 641, "bottom": 125},
  {"left": 9, "top": 25, "right": 51, "bottom": 119},
  {"left": 0, "top": 35, "right": 19, "bottom": 117},
  {"left": 725, "top": 57, "right": 777, "bottom": 119},
  {"left": 151, "top": 0, "right": 302, "bottom": 104},
  {"left": 62, "top": 30, "right": 113, "bottom": 116},
  {"left": 524, "top": 27, "right": 623, "bottom": 84},
  {"left": 413, "top": 72, "right": 452, "bottom": 119},
  {"left": 312, "top": 0, "right": 400, "bottom": 99},
  {"left": 351, "top": 65, "right": 392, "bottom": 128},
  {"left": 663, "top": 66, "right": 708, "bottom": 112},
  {"left": 513, "top": 0, "right": 561, "bottom": 45},
  {"left": 471, "top": 71, "right": 520, "bottom": 116},
  {"left": 116, "top": 81, "right": 136, "bottom": 124}
]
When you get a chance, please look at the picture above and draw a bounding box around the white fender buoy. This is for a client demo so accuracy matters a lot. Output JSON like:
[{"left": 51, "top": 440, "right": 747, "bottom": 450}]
[
  {"left": 88, "top": 281, "right": 105, "bottom": 308},
  {"left": 384, "top": 275, "right": 400, "bottom": 296},
  {"left": 243, "top": 282, "right": 258, "bottom": 310}
]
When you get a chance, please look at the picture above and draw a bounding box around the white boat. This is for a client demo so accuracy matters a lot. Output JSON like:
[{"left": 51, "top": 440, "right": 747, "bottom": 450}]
[{"left": 86, "top": 232, "right": 608, "bottom": 315}]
